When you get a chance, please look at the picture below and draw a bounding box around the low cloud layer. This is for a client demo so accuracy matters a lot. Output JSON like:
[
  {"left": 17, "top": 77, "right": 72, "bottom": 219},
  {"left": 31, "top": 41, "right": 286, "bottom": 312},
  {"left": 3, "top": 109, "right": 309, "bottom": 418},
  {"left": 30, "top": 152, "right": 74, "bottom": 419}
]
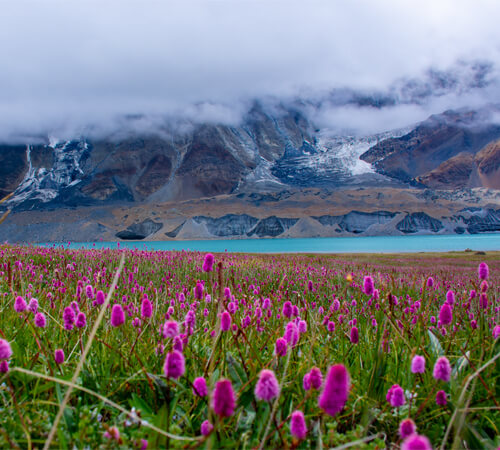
[{"left": 1, "top": 0, "right": 500, "bottom": 142}]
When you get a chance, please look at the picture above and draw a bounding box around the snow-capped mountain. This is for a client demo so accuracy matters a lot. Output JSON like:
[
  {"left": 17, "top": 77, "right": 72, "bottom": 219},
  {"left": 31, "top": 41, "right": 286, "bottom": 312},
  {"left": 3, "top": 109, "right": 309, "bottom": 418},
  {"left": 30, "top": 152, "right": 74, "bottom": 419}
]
[
  {"left": 1, "top": 104, "right": 413, "bottom": 210},
  {"left": 0, "top": 103, "right": 499, "bottom": 240},
  {"left": 9, "top": 139, "right": 89, "bottom": 206}
]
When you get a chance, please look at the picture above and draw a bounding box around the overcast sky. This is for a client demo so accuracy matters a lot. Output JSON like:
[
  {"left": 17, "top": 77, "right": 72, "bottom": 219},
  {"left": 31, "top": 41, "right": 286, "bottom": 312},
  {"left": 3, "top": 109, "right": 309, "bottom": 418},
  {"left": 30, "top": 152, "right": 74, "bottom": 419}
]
[{"left": 1, "top": 0, "right": 500, "bottom": 141}]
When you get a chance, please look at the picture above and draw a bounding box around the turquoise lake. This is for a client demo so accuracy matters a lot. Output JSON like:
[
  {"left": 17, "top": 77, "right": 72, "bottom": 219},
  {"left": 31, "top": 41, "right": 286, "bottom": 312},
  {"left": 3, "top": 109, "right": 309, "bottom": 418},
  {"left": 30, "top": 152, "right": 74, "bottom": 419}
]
[{"left": 48, "top": 233, "right": 500, "bottom": 253}]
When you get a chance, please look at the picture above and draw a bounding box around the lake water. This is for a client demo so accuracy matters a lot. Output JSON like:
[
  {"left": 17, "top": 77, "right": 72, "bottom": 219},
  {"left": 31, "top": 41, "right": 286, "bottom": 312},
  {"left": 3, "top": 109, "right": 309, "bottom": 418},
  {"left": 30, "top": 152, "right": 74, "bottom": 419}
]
[{"left": 52, "top": 233, "right": 500, "bottom": 253}]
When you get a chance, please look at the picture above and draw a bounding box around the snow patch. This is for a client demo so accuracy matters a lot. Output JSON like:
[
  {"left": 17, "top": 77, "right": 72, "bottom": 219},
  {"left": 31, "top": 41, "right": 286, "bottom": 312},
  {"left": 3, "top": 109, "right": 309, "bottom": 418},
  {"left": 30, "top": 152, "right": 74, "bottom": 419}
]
[
  {"left": 8, "top": 138, "right": 88, "bottom": 207},
  {"left": 318, "top": 127, "right": 413, "bottom": 176},
  {"left": 48, "top": 136, "right": 59, "bottom": 149}
]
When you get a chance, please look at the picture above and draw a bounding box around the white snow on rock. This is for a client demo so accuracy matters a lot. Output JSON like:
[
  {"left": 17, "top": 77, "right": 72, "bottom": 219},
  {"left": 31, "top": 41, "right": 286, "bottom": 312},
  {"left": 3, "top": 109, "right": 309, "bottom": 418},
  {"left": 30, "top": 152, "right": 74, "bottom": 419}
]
[{"left": 8, "top": 138, "right": 88, "bottom": 207}]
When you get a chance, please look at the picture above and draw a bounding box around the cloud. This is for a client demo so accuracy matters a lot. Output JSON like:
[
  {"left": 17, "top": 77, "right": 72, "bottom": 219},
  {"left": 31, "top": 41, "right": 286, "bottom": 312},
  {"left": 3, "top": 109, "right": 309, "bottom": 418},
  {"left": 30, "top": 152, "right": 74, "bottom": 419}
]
[
  {"left": 304, "top": 61, "right": 500, "bottom": 135},
  {"left": 1, "top": 0, "right": 500, "bottom": 141}
]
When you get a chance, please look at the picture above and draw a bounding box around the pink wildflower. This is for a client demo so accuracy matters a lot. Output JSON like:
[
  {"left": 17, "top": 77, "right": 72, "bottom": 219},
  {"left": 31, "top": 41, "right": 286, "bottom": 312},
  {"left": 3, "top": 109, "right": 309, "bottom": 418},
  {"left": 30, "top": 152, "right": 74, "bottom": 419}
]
[
  {"left": 34, "top": 312, "right": 46, "bottom": 328},
  {"left": 433, "top": 356, "right": 451, "bottom": 382},
  {"left": 75, "top": 312, "right": 87, "bottom": 328},
  {"left": 386, "top": 384, "right": 405, "bottom": 407},
  {"left": 193, "top": 376, "right": 208, "bottom": 397},
  {"left": 96, "top": 290, "right": 105, "bottom": 305},
  {"left": 303, "top": 373, "right": 311, "bottom": 391},
  {"left": 350, "top": 326, "right": 359, "bottom": 344},
  {"left": 63, "top": 306, "right": 76, "bottom": 327},
  {"left": 290, "top": 410, "right": 307, "bottom": 440},
  {"left": 399, "top": 418, "right": 417, "bottom": 439},
  {"left": 163, "top": 320, "right": 179, "bottom": 338},
  {"left": 0, "top": 339, "right": 13, "bottom": 360},
  {"left": 110, "top": 304, "right": 125, "bottom": 327},
  {"left": 28, "top": 298, "right": 39, "bottom": 313},
  {"left": 212, "top": 379, "right": 236, "bottom": 417},
  {"left": 85, "top": 285, "right": 94, "bottom": 299},
  {"left": 141, "top": 296, "right": 153, "bottom": 318},
  {"left": 318, "top": 364, "right": 350, "bottom": 417},
  {"left": 54, "top": 349, "right": 65, "bottom": 364},
  {"left": 200, "top": 420, "right": 213, "bottom": 436},
  {"left": 255, "top": 369, "right": 280, "bottom": 402},
  {"left": 163, "top": 350, "right": 185, "bottom": 379},
  {"left": 173, "top": 335, "right": 183, "bottom": 352},
  {"left": 284, "top": 321, "right": 299, "bottom": 347},
  {"left": 0, "top": 360, "right": 9, "bottom": 373},
  {"left": 14, "top": 296, "right": 27, "bottom": 312},
  {"left": 202, "top": 253, "right": 214, "bottom": 272},
  {"left": 227, "top": 301, "right": 236, "bottom": 314},
  {"left": 436, "top": 390, "right": 447, "bottom": 406},
  {"left": 363, "top": 275, "right": 374, "bottom": 296},
  {"left": 282, "top": 301, "right": 292, "bottom": 318},
  {"left": 439, "top": 303, "right": 452, "bottom": 326},
  {"left": 411, "top": 355, "right": 425, "bottom": 374},
  {"left": 478, "top": 262, "right": 489, "bottom": 280},
  {"left": 194, "top": 282, "right": 204, "bottom": 300},
  {"left": 479, "top": 293, "right": 488, "bottom": 309},
  {"left": 221, "top": 311, "right": 231, "bottom": 331},
  {"left": 309, "top": 367, "right": 322, "bottom": 390},
  {"left": 275, "top": 337, "right": 287, "bottom": 357},
  {"left": 401, "top": 434, "right": 432, "bottom": 450}
]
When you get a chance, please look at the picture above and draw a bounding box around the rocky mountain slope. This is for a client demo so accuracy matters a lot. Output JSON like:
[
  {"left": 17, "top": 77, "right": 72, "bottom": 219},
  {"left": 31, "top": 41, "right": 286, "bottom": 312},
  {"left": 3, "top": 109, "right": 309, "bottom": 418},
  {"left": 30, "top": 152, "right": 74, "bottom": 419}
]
[
  {"left": 360, "top": 107, "right": 500, "bottom": 186},
  {"left": 0, "top": 103, "right": 499, "bottom": 242},
  {"left": 1, "top": 187, "right": 499, "bottom": 243}
]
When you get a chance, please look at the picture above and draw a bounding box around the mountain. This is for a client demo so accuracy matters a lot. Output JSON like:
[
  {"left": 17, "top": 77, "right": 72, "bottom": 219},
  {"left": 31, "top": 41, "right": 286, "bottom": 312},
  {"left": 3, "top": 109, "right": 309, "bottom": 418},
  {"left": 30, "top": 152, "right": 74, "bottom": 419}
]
[
  {"left": 360, "top": 106, "right": 500, "bottom": 185},
  {"left": 0, "top": 102, "right": 499, "bottom": 242},
  {"left": 0, "top": 102, "right": 406, "bottom": 211}
]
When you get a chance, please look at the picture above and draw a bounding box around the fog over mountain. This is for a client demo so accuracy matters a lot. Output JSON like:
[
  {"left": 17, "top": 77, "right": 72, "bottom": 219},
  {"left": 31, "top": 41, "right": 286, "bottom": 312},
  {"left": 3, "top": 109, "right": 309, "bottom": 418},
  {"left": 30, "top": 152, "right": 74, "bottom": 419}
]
[
  {"left": 1, "top": 1, "right": 500, "bottom": 243},
  {"left": 2, "top": 0, "right": 500, "bottom": 141}
]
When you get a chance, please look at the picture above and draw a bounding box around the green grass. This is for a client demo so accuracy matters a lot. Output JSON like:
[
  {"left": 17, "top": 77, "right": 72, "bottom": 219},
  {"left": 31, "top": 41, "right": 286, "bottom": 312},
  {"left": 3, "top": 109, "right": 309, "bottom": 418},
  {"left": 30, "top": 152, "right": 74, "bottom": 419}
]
[{"left": 0, "top": 245, "right": 498, "bottom": 448}]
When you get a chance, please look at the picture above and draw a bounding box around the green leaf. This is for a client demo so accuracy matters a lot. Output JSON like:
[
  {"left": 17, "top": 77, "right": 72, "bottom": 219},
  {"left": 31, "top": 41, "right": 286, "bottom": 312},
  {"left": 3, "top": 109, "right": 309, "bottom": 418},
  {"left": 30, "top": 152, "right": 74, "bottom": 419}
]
[
  {"left": 33, "top": 380, "right": 54, "bottom": 397},
  {"left": 55, "top": 384, "right": 75, "bottom": 434},
  {"left": 226, "top": 352, "right": 247, "bottom": 389},
  {"left": 427, "top": 329, "right": 444, "bottom": 357},
  {"left": 130, "top": 393, "right": 153, "bottom": 415},
  {"left": 239, "top": 386, "right": 255, "bottom": 411},
  {"left": 452, "top": 351, "right": 470, "bottom": 379}
]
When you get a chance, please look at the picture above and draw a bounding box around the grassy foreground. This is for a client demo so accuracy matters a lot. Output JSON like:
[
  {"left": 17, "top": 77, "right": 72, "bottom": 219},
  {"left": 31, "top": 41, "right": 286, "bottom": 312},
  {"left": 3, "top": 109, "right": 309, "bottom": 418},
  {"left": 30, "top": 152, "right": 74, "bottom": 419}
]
[{"left": 0, "top": 245, "right": 498, "bottom": 449}]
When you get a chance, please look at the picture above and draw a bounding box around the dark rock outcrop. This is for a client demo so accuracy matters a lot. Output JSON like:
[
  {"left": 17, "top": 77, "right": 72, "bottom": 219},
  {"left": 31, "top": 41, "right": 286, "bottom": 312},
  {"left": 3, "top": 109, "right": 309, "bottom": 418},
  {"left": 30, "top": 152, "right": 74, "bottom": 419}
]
[
  {"left": 396, "top": 212, "right": 443, "bottom": 233},
  {"left": 338, "top": 211, "right": 396, "bottom": 233},
  {"left": 165, "top": 222, "right": 185, "bottom": 238},
  {"left": 116, "top": 219, "right": 162, "bottom": 240},
  {"left": 193, "top": 214, "right": 259, "bottom": 236},
  {"left": 313, "top": 211, "right": 396, "bottom": 233},
  {"left": 247, "top": 216, "right": 299, "bottom": 237},
  {"left": 458, "top": 208, "right": 500, "bottom": 234}
]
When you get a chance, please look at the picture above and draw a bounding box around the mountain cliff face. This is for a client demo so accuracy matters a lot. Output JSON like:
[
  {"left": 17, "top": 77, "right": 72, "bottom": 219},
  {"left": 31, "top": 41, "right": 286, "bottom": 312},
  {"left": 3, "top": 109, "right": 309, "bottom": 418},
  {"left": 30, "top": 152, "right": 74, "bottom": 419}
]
[
  {"left": 0, "top": 102, "right": 406, "bottom": 212},
  {"left": 360, "top": 107, "right": 500, "bottom": 185},
  {"left": 0, "top": 102, "right": 499, "bottom": 242}
]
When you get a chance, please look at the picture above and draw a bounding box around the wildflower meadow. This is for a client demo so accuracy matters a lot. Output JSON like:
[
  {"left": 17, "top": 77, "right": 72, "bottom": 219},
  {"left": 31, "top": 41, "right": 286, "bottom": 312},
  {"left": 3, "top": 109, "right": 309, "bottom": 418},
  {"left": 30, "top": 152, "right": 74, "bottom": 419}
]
[{"left": 0, "top": 245, "right": 498, "bottom": 449}]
